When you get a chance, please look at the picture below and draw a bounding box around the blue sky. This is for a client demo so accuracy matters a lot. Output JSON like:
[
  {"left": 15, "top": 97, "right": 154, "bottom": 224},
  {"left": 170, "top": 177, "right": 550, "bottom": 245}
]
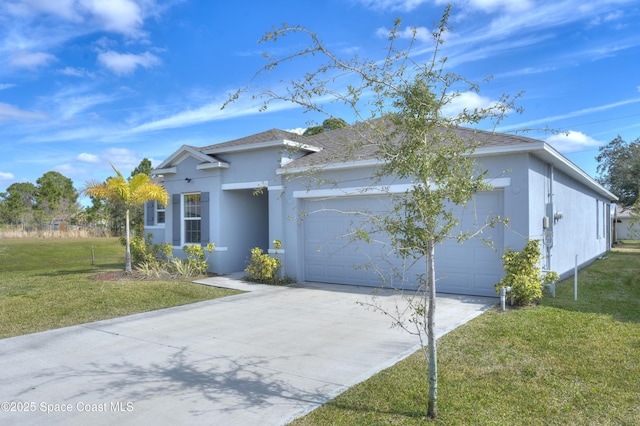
[{"left": 1, "top": 0, "right": 639, "bottom": 202}]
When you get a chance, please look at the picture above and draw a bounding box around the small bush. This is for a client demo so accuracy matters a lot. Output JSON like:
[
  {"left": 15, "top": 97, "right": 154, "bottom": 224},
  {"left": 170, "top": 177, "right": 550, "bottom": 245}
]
[
  {"left": 245, "top": 247, "right": 283, "bottom": 285},
  {"left": 495, "top": 239, "right": 559, "bottom": 305},
  {"left": 172, "top": 243, "right": 215, "bottom": 278},
  {"left": 135, "top": 240, "right": 215, "bottom": 279}
]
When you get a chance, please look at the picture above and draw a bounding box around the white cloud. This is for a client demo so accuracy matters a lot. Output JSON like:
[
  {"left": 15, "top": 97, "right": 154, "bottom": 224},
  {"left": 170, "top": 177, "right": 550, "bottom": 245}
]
[
  {"left": 440, "top": 92, "right": 501, "bottom": 118},
  {"left": 499, "top": 98, "right": 640, "bottom": 132},
  {"left": 54, "top": 163, "right": 87, "bottom": 176},
  {"left": 57, "top": 147, "right": 140, "bottom": 182},
  {"left": 356, "top": 0, "right": 426, "bottom": 12},
  {"left": 359, "top": 0, "right": 532, "bottom": 13},
  {"left": 76, "top": 153, "right": 100, "bottom": 163},
  {"left": 79, "top": 0, "right": 144, "bottom": 37},
  {"left": 0, "top": 83, "right": 16, "bottom": 90},
  {"left": 0, "top": 171, "right": 16, "bottom": 181},
  {"left": 49, "top": 88, "right": 119, "bottom": 120},
  {"left": 8, "top": 51, "right": 56, "bottom": 69},
  {"left": 126, "top": 95, "right": 299, "bottom": 135},
  {"left": 545, "top": 131, "right": 600, "bottom": 153},
  {"left": 6, "top": 0, "right": 148, "bottom": 37},
  {"left": 58, "top": 66, "right": 94, "bottom": 78},
  {"left": 376, "top": 26, "right": 431, "bottom": 42},
  {"left": 0, "top": 102, "right": 48, "bottom": 122},
  {"left": 97, "top": 50, "right": 160, "bottom": 75},
  {"left": 447, "top": 0, "right": 533, "bottom": 14},
  {"left": 101, "top": 147, "right": 139, "bottom": 171},
  {"left": 4, "top": 0, "right": 81, "bottom": 21},
  {"left": 286, "top": 127, "right": 306, "bottom": 135}
]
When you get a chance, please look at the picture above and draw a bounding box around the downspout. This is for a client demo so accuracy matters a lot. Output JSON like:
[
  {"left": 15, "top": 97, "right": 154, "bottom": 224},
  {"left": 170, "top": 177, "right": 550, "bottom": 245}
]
[
  {"left": 542, "top": 164, "right": 557, "bottom": 297},
  {"left": 544, "top": 164, "right": 554, "bottom": 271}
]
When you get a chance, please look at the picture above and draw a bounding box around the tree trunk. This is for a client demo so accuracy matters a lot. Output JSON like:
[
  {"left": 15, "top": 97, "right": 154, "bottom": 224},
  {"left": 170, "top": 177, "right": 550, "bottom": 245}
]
[
  {"left": 124, "top": 208, "right": 132, "bottom": 273},
  {"left": 427, "top": 238, "right": 438, "bottom": 419}
]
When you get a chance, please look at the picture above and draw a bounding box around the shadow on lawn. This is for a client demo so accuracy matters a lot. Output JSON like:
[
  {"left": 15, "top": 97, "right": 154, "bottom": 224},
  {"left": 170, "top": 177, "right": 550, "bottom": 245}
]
[
  {"left": 35, "top": 263, "right": 126, "bottom": 277},
  {"left": 320, "top": 399, "right": 429, "bottom": 423}
]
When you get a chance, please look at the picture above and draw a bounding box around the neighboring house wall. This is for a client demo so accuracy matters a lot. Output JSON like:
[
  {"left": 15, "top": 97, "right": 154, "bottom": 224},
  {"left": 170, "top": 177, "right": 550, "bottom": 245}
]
[
  {"left": 615, "top": 207, "right": 638, "bottom": 240},
  {"left": 616, "top": 219, "right": 634, "bottom": 239},
  {"left": 145, "top": 200, "right": 166, "bottom": 243}
]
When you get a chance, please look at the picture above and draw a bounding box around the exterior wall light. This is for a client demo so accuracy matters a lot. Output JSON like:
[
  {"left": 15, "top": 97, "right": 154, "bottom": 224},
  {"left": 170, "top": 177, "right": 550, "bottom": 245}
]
[{"left": 554, "top": 211, "right": 564, "bottom": 223}]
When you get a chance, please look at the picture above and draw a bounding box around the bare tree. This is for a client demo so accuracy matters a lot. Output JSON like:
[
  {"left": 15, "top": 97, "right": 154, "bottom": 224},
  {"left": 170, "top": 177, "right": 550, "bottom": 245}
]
[{"left": 227, "top": 6, "right": 519, "bottom": 418}]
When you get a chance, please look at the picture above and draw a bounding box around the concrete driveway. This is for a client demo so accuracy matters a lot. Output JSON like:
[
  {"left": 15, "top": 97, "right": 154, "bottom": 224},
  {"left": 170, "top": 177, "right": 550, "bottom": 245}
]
[{"left": 0, "top": 274, "right": 496, "bottom": 425}]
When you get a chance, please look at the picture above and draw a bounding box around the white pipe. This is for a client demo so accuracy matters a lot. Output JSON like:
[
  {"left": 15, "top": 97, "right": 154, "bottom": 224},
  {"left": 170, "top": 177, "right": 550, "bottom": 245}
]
[
  {"left": 500, "top": 286, "right": 512, "bottom": 311},
  {"left": 542, "top": 269, "right": 556, "bottom": 297},
  {"left": 574, "top": 254, "right": 578, "bottom": 301}
]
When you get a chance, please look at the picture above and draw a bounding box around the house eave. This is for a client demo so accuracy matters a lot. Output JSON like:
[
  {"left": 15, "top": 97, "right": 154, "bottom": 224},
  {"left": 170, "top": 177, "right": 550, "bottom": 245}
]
[
  {"left": 476, "top": 142, "right": 617, "bottom": 202},
  {"left": 197, "top": 162, "right": 229, "bottom": 170},
  {"left": 153, "top": 144, "right": 229, "bottom": 174},
  {"left": 277, "top": 159, "right": 382, "bottom": 175},
  {"left": 153, "top": 167, "right": 177, "bottom": 175},
  {"left": 202, "top": 139, "right": 322, "bottom": 155},
  {"left": 535, "top": 143, "right": 617, "bottom": 202},
  {"left": 279, "top": 141, "right": 617, "bottom": 202}
]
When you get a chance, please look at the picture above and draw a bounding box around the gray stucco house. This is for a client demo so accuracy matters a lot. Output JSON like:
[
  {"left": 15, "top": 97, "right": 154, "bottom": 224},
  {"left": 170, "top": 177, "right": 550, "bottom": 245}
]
[{"left": 146, "top": 122, "right": 617, "bottom": 297}]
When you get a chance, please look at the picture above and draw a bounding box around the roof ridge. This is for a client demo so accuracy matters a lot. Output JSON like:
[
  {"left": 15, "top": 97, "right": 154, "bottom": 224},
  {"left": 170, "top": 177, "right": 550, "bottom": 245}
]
[{"left": 198, "top": 128, "right": 305, "bottom": 152}]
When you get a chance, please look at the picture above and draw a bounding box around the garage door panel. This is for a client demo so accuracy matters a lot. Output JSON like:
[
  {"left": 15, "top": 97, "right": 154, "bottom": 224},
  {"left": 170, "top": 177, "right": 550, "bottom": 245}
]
[{"left": 303, "top": 192, "right": 504, "bottom": 296}]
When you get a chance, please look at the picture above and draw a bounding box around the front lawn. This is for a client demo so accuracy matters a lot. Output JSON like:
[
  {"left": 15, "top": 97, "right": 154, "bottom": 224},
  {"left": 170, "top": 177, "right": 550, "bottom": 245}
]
[
  {"left": 0, "top": 238, "right": 240, "bottom": 338},
  {"left": 291, "top": 242, "right": 640, "bottom": 425}
]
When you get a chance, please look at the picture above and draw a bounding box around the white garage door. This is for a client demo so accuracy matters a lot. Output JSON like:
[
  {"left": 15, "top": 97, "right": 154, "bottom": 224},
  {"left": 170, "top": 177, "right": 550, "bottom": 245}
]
[{"left": 302, "top": 191, "right": 504, "bottom": 296}]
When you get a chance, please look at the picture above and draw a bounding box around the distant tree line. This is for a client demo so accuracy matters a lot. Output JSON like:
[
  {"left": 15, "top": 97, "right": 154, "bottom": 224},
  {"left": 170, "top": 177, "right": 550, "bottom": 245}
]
[
  {"left": 596, "top": 135, "right": 640, "bottom": 208},
  {"left": 0, "top": 158, "right": 153, "bottom": 236}
]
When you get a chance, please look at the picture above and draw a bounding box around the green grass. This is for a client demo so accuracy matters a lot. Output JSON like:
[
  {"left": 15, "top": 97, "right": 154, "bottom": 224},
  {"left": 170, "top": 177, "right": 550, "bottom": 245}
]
[
  {"left": 0, "top": 238, "right": 241, "bottom": 338},
  {"left": 291, "top": 242, "right": 640, "bottom": 425}
]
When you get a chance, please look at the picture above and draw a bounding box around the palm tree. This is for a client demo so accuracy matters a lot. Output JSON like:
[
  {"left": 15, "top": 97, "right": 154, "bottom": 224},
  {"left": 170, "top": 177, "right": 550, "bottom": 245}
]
[{"left": 85, "top": 164, "right": 169, "bottom": 272}]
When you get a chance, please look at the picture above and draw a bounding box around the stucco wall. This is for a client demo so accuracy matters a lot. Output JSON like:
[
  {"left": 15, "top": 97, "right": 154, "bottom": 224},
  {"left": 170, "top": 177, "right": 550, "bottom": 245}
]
[
  {"left": 530, "top": 158, "right": 610, "bottom": 277},
  {"left": 150, "top": 143, "right": 612, "bottom": 281},
  {"left": 476, "top": 153, "right": 532, "bottom": 252},
  {"left": 278, "top": 151, "right": 611, "bottom": 282},
  {"left": 278, "top": 156, "right": 524, "bottom": 281},
  {"left": 218, "top": 189, "right": 269, "bottom": 273}
]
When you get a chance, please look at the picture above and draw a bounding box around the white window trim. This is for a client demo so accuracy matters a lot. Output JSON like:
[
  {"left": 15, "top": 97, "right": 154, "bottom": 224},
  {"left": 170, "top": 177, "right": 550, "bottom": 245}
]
[
  {"left": 182, "top": 192, "right": 202, "bottom": 246},
  {"left": 156, "top": 201, "right": 166, "bottom": 227}
]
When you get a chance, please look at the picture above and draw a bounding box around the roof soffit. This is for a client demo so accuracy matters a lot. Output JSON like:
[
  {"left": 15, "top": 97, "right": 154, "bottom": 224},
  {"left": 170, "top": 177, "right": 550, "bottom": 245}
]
[{"left": 154, "top": 145, "right": 228, "bottom": 173}]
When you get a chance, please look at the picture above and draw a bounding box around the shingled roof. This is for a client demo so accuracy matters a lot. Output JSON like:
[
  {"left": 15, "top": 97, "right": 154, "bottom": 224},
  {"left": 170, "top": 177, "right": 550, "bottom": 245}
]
[
  {"left": 281, "top": 120, "right": 546, "bottom": 170},
  {"left": 198, "top": 128, "right": 307, "bottom": 153}
]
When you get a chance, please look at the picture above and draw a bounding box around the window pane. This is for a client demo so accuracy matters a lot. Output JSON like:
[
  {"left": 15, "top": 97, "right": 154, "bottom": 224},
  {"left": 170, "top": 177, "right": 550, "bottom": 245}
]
[
  {"left": 157, "top": 211, "right": 165, "bottom": 224},
  {"left": 184, "top": 194, "right": 201, "bottom": 218},
  {"left": 185, "top": 219, "right": 201, "bottom": 243}
]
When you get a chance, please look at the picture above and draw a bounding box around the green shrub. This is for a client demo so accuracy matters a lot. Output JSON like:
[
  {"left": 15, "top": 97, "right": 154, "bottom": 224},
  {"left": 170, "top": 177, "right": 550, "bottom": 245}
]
[
  {"left": 172, "top": 243, "right": 215, "bottom": 278},
  {"left": 245, "top": 247, "right": 282, "bottom": 285},
  {"left": 136, "top": 241, "right": 215, "bottom": 279},
  {"left": 124, "top": 230, "right": 170, "bottom": 267},
  {"left": 495, "top": 240, "right": 559, "bottom": 305}
]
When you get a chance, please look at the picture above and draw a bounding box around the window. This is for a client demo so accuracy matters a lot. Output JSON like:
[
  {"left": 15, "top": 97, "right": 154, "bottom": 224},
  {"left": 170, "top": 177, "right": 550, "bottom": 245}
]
[
  {"left": 596, "top": 200, "right": 600, "bottom": 239},
  {"left": 156, "top": 203, "right": 165, "bottom": 225},
  {"left": 172, "top": 192, "right": 209, "bottom": 247},
  {"left": 183, "top": 193, "right": 201, "bottom": 243}
]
